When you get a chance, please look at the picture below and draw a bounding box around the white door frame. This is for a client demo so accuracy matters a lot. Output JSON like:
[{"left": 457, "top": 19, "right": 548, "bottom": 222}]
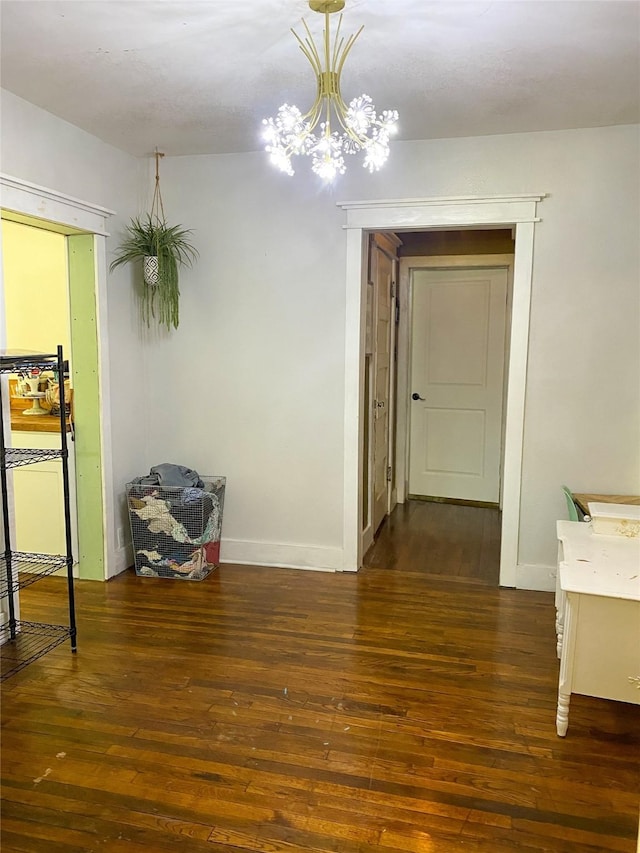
[
  {"left": 338, "top": 195, "right": 545, "bottom": 587},
  {"left": 1, "top": 173, "right": 115, "bottom": 581}
]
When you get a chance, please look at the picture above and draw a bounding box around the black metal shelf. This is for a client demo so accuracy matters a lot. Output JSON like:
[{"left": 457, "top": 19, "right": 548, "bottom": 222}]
[
  {"left": 0, "top": 621, "right": 73, "bottom": 681},
  {"left": 3, "top": 448, "right": 64, "bottom": 469},
  {"left": 0, "top": 552, "right": 68, "bottom": 599},
  {"left": 1, "top": 345, "right": 77, "bottom": 680},
  {"left": 0, "top": 350, "right": 59, "bottom": 375}
]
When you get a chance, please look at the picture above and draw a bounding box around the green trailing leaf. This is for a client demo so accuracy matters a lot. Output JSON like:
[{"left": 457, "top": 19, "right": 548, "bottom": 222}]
[{"left": 109, "top": 215, "right": 198, "bottom": 330}]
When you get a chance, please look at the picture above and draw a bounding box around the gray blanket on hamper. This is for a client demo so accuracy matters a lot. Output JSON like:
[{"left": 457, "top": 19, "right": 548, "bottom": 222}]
[{"left": 135, "top": 463, "right": 204, "bottom": 489}]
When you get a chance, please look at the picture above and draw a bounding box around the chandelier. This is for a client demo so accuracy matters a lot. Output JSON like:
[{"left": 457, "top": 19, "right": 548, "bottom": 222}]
[{"left": 261, "top": 0, "right": 399, "bottom": 182}]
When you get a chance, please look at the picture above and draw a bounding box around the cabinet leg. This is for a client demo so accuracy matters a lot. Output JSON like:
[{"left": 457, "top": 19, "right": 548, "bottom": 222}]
[{"left": 556, "top": 692, "right": 570, "bottom": 737}]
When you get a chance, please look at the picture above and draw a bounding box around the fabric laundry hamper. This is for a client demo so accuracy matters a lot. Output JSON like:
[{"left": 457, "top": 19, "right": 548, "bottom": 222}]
[{"left": 126, "top": 476, "right": 225, "bottom": 580}]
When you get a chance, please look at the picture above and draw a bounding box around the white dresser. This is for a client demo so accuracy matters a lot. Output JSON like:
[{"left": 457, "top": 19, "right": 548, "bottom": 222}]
[{"left": 555, "top": 520, "right": 640, "bottom": 737}]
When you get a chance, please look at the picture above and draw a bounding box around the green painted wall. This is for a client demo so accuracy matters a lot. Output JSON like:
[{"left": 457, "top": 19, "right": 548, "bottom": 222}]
[{"left": 68, "top": 235, "right": 105, "bottom": 580}]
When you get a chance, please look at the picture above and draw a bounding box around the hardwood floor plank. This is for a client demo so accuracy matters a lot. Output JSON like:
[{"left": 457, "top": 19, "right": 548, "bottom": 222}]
[
  {"left": 0, "top": 829, "right": 89, "bottom": 853},
  {"left": 0, "top": 782, "right": 215, "bottom": 841}
]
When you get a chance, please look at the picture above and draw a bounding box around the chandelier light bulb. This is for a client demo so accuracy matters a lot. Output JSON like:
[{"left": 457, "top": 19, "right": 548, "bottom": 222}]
[{"left": 261, "top": 1, "right": 398, "bottom": 182}]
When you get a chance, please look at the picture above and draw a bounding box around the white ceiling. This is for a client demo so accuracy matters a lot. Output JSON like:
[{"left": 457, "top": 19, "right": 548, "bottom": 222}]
[{"left": 1, "top": 0, "right": 638, "bottom": 158}]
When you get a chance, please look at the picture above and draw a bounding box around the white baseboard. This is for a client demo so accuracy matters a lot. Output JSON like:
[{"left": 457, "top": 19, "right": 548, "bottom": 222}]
[
  {"left": 106, "top": 540, "right": 342, "bottom": 577},
  {"left": 516, "top": 562, "right": 556, "bottom": 592},
  {"left": 220, "top": 538, "right": 342, "bottom": 572},
  {"left": 102, "top": 544, "right": 558, "bottom": 587}
]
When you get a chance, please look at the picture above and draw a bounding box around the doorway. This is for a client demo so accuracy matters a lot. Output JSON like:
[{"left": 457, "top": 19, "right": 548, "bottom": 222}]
[
  {"left": 365, "top": 230, "right": 514, "bottom": 578},
  {"left": 1, "top": 198, "right": 111, "bottom": 580},
  {"left": 338, "top": 194, "right": 545, "bottom": 586},
  {"left": 2, "top": 220, "right": 80, "bottom": 566}
]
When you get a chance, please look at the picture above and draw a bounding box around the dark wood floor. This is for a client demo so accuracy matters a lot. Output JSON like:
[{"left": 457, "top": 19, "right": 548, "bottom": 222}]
[
  {"left": 365, "top": 500, "right": 502, "bottom": 585},
  {"left": 1, "top": 501, "right": 638, "bottom": 852}
]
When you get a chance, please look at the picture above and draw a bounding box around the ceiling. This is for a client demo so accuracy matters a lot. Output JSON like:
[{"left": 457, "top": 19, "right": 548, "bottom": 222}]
[{"left": 1, "top": 0, "right": 638, "bottom": 158}]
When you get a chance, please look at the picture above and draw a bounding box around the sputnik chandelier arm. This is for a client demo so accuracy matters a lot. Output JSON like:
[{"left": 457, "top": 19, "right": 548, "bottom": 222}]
[
  {"left": 261, "top": 0, "right": 399, "bottom": 182},
  {"left": 292, "top": 13, "right": 363, "bottom": 133}
]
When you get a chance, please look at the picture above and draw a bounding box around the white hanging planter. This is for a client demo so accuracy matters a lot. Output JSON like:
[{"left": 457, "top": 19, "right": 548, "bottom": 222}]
[{"left": 143, "top": 255, "right": 159, "bottom": 286}]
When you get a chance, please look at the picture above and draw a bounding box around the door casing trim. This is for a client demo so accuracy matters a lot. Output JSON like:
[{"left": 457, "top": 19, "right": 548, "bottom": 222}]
[{"left": 337, "top": 195, "right": 545, "bottom": 587}]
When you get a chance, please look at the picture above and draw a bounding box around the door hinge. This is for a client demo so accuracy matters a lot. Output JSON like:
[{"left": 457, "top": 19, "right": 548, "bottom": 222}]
[
  {"left": 387, "top": 466, "right": 392, "bottom": 482},
  {"left": 390, "top": 280, "right": 396, "bottom": 298}
]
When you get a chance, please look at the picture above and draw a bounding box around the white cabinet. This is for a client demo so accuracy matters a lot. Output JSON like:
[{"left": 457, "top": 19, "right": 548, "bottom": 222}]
[
  {"left": 555, "top": 520, "right": 640, "bottom": 736},
  {"left": 10, "top": 430, "right": 78, "bottom": 560}
]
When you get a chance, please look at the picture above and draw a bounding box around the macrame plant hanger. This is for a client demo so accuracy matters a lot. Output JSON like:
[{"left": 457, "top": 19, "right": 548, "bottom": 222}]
[
  {"left": 142, "top": 150, "right": 165, "bottom": 286},
  {"left": 110, "top": 146, "right": 197, "bottom": 331},
  {"left": 150, "top": 149, "right": 166, "bottom": 226}
]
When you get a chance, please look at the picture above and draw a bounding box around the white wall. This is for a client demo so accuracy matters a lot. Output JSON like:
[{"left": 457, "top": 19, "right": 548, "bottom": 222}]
[
  {"left": 158, "top": 124, "right": 639, "bottom": 577},
  {"left": 0, "top": 90, "right": 147, "bottom": 574},
  {"left": 3, "top": 87, "right": 637, "bottom": 581},
  {"left": 144, "top": 155, "right": 347, "bottom": 569}
]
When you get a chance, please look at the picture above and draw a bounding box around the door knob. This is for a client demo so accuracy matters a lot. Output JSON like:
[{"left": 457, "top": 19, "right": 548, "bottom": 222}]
[{"left": 412, "top": 392, "right": 425, "bottom": 401}]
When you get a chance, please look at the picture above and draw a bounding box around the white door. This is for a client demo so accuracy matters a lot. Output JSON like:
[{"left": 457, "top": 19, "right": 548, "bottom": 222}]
[
  {"left": 372, "top": 247, "right": 394, "bottom": 533},
  {"left": 409, "top": 267, "right": 508, "bottom": 503}
]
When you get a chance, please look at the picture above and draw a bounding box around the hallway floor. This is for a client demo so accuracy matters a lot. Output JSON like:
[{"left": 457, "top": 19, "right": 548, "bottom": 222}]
[
  {"left": 1, "top": 502, "right": 638, "bottom": 852},
  {"left": 365, "top": 499, "right": 501, "bottom": 585}
]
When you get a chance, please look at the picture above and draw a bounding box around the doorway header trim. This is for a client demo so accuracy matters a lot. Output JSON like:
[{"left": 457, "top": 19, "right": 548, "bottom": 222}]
[
  {"left": 338, "top": 194, "right": 546, "bottom": 209},
  {"left": 337, "top": 194, "right": 547, "bottom": 230},
  {"left": 1, "top": 174, "right": 115, "bottom": 236}
]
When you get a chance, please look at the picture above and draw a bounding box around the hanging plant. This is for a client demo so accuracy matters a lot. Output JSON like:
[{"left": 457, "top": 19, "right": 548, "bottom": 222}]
[{"left": 109, "top": 151, "right": 198, "bottom": 331}]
